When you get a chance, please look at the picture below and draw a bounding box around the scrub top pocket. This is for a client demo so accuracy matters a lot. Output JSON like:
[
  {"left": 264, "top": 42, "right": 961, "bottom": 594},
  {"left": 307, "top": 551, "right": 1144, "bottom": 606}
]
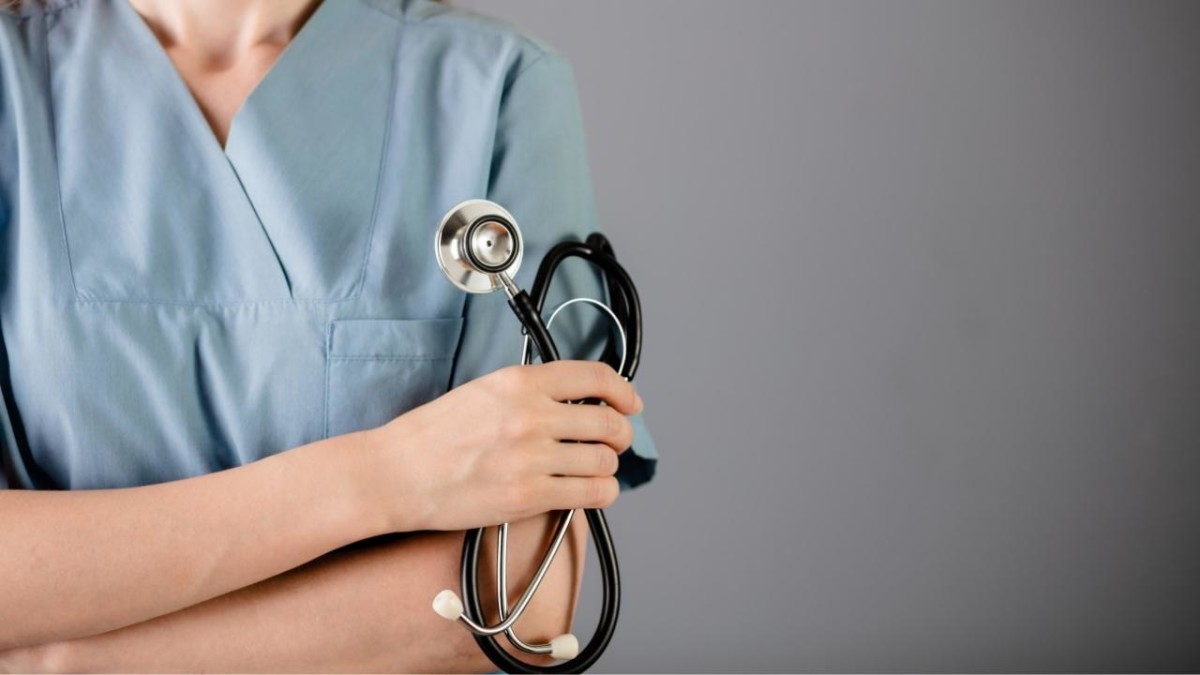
[{"left": 325, "top": 317, "right": 465, "bottom": 438}]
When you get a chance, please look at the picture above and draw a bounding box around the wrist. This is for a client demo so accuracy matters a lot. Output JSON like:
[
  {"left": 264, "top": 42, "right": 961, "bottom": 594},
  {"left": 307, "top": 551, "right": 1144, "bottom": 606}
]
[
  {"left": 302, "top": 429, "right": 394, "bottom": 542},
  {"left": 354, "top": 420, "right": 432, "bottom": 534}
]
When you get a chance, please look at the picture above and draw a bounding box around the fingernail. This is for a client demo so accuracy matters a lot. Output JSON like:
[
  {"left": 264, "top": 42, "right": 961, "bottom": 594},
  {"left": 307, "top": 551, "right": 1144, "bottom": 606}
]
[{"left": 634, "top": 390, "right": 645, "bottom": 411}]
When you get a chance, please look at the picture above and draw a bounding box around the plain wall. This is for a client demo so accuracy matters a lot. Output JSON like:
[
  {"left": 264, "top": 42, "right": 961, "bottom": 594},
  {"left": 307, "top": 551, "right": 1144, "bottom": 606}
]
[{"left": 453, "top": 1, "right": 1200, "bottom": 672}]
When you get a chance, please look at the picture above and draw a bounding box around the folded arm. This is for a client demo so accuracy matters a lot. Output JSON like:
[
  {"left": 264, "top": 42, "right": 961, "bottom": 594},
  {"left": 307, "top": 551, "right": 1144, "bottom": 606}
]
[
  {"left": 0, "top": 361, "right": 637, "bottom": 670},
  {"left": 0, "top": 432, "right": 389, "bottom": 651},
  {"left": 3, "top": 512, "right": 587, "bottom": 673}
]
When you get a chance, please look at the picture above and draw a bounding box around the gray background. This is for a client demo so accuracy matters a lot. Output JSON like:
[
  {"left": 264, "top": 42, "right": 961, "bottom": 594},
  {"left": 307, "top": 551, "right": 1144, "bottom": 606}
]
[{"left": 455, "top": 1, "right": 1200, "bottom": 672}]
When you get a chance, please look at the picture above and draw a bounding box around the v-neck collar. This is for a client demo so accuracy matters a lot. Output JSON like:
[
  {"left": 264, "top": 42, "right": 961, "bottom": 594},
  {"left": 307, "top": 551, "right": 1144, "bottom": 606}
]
[
  {"left": 116, "top": 0, "right": 337, "bottom": 156},
  {"left": 47, "top": 0, "right": 402, "bottom": 304}
]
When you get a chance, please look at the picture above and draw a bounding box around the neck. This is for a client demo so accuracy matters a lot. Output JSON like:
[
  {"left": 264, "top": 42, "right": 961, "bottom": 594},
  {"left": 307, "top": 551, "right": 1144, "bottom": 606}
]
[{"left": 127, "top": 0, "right": 321, "bottom": 67}]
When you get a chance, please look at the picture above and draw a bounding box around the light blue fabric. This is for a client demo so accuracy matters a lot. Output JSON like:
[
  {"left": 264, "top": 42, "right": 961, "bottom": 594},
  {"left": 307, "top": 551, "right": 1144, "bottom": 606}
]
[{"left": 0, "top": 0, "right": 657, "bottom": 492}]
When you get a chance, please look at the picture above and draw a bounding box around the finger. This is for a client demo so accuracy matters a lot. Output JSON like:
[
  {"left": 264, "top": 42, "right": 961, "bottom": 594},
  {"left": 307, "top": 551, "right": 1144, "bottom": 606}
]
[
  {"left": 531, "top": 442, "right": 620, "bottom": 478},
  {"left": 539, "top": 475, "right": 620, "bottom": 511},
  {"left": 545, "top": 402, "right": 634, "bottom": 451},
  {"left": 533, "top": 361, "right": 642, "bottom": 415}
]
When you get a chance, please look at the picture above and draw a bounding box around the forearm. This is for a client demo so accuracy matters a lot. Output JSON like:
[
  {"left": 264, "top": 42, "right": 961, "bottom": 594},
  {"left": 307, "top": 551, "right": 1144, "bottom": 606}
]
[
  {"left": 9, "top": 512, "right": 587, "bottom": 673},
  {"left": 0, "top": 359, "right": 633, "bottom": 663},
  {"left": 0, "top": 431, "right": 388, "bottom": 650}
]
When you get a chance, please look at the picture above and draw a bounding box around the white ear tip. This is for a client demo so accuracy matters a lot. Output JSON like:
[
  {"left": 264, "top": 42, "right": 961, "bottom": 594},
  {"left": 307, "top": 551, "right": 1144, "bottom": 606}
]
[
  {"left": 432, "top": 589, "right": 464, "bottom": 621},
  {"left": 549, "top": 633, "right": 579, "bottom": 660}
]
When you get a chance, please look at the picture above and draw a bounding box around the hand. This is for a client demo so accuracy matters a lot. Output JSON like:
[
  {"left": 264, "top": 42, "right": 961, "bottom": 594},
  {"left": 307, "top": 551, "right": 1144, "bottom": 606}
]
[{"left": 363, "top": 361, "right": 642, "bottom": 533}]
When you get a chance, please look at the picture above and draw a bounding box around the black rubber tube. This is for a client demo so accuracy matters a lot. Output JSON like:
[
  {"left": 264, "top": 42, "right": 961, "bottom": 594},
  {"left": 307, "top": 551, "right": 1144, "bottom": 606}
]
[
  {"left": 507, "top": 290, "right": 560, "bottom": 364},
  {"left": 528, "top": 237, "right": 642, "bottom": 381}
]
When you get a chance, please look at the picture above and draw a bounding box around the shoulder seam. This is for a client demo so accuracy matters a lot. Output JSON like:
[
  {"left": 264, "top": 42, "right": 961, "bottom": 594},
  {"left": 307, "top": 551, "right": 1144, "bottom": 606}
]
[
  {"left": 357, "top": 0, "right": 557, "bottom": 60},
  {"left": 511, "top": 48, "right": 553, "bottom": 82},
  {"left": 399, "top": 16, "right": 553, "bottom": 57}
]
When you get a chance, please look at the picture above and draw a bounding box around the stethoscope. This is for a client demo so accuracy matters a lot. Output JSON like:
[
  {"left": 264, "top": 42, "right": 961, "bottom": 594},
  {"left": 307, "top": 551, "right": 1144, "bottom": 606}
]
[{"left": 429, "top": 199, "right": 642, "bottom": 673}]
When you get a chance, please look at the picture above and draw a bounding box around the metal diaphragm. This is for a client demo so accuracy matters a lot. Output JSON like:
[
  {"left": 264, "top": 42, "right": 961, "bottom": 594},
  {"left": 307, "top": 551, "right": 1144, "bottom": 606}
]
[{"left": 434, "top": 199, "right": 524, "bottom": 294}]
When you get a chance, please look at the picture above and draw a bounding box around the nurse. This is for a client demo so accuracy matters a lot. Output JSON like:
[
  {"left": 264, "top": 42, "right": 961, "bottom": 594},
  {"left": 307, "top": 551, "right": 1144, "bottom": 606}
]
[{"left": 0, "top": 0, "right": 657, "bottom": 671}]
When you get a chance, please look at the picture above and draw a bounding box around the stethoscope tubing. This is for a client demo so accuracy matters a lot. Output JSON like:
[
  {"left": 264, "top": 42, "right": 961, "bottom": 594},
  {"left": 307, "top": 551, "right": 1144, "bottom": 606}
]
[
  {"left": 462, "top": 502, "right": 621, "bottom": 674},
  {"left": 460, "top": 234, "right": 639, "bottom": 673}
]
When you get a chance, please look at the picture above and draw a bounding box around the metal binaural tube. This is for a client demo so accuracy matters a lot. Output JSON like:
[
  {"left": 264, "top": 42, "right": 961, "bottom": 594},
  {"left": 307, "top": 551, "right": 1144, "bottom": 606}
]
[
  {"left": 498, "top": 517, "right": 575, "bottom": 656},
  {"left": 443, "top": 508, "right": 576, "bottom": 638}
]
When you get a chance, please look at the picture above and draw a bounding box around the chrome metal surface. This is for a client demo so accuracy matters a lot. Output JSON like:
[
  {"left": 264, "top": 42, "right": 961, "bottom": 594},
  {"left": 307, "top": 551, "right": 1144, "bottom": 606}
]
[
  {"left": 498, "top": 271, "right": 521, "bottom": 300},
  {"left": 497, "top": 521, "right": 562, "bottom": 655},
  {"left": 434, "top": 199, "right": 524, "bottom": 294},
  {"left": 454, "top": 509, "right": 576, "bottom": 637},
  {"left": 521, "top": 297, "right": 629, "bottom": 375},
  {"left": 468, "top": 218, "right": 518, "bottom": 272}
]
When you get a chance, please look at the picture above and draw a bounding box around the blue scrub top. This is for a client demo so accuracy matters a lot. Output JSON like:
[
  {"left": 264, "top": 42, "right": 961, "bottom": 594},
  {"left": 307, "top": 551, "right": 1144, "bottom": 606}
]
[{"left": 0, "top": 0, "right": 657, "bottom": 492}]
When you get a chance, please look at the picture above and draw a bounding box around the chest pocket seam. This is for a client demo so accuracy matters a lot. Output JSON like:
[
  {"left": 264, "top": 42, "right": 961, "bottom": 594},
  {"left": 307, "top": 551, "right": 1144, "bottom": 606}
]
[{"left": 323, "top": 317, "right": 465, "bottom": 439}]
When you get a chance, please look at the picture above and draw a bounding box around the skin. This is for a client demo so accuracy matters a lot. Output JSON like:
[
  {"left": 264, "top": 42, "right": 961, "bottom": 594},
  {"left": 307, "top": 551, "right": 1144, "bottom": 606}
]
[
  {"left": 127, "top": 0, "right": 323, "bottom": 148},
  {"left": 0, "top": 1, "right": 642, "bottom": 670},
  {"left": 0, "top": 362, "right": 641, "bottom": 672}
]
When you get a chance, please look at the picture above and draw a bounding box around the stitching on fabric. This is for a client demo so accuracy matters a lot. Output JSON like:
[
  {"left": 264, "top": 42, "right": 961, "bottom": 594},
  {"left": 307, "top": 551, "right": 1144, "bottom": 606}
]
[
  {"left": 328, "top": 355, "right": 453, "bottom": 362},
  {"left": 353, "top": 0, "right": 553, "bottom": 63},
  {"left": 481, "top": 42, "right": 554, "bottom": 201},
  {"left": 357, "top": 0, "right": 406, "bottom": 23},
  {"left": 323, "top": 321, "right": 333, "bottom": 438},
  {"left": 352, "top": 16, "right": 404, "bottom": 301},
  {"left": 224, "top": 158, "right": 294, "bottom": 297},
  {"left": 398, "top": 15, "right": 553, "bottom": 61},
  {"left": 12, "top": 0, "right": 84, "bottom": 20},
  {"left": 72, "top": 296, "right": 358, "bottom": 309},
  {"left": 510, "top": 48, "right": 551, "bottom": 83},
  {"left": 40, "top": 8, "right": 81, "bottom": 299}
]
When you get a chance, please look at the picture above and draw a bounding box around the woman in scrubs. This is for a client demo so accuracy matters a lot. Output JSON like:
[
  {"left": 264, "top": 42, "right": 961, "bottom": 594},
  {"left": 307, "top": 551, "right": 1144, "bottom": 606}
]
[{"left": 0, "top": 0, "right": 657, "bottom": 670}]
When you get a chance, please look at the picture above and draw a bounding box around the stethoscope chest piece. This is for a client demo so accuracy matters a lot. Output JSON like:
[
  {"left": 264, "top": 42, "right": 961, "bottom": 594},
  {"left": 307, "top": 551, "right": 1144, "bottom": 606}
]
[{"left": 435, "top": 199, "right": 524, "bottom": 293}]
